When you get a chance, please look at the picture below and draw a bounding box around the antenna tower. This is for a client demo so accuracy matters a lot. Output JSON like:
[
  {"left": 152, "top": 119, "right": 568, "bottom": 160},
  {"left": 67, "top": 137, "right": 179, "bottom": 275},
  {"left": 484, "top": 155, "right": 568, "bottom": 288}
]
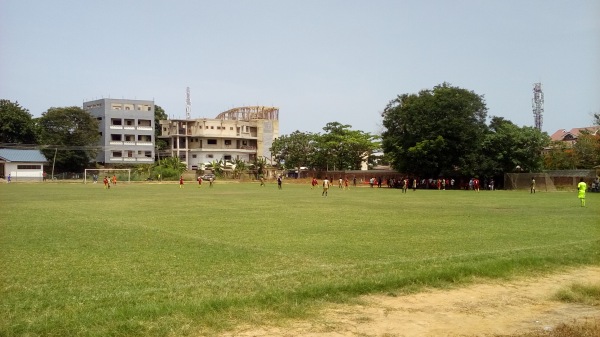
[
  {"left": 185, "top": 87, "right": 191, "bottom": 120},
  {"left": 532, "top": 83, "right": 544, "bottom": 131}
]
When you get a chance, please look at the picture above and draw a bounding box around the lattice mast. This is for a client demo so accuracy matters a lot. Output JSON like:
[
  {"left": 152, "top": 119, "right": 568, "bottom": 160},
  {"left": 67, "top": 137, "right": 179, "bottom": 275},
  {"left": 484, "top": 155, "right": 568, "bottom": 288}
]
[
  {"left": 185, "top": 87, "right": 191, "bottom": 120},
  {"left": 532, "top": 83, "right": 544, "bottom": 131}
]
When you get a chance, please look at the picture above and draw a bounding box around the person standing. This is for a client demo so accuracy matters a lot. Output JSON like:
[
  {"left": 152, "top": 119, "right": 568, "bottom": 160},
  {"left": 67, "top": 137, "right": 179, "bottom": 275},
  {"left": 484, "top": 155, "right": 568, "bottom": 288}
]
[
  {"left": 353, "top": 176, "right": 357, "bottom": 187},
  {"left": 112, "top": 175, "right": 117, "bottom": 186},
  {"left": 197, "top": 175, "right": 202, "bottom": 187},
  {"left": 412, "top": 178, "right": 417, "bottom": 191},
  {"left": 179, "top": 176, "right": 184, "bottom": 188},
  {"left": 344, "top": 177, "right": 349, "bottom": 190},
  {"left": 311, "top": 177, "right": 318, "bottom": 189},
  {"left": 577, "top": 178, "right": 587, "bottom": 207},
  {"left": 322, "top": 177, "right": 330, "bottom": 197},
  {"left": 260, "top": 176, "right": 265, "bottom": 186},
  {"left": 530, "top": 177, "right": 536, "bottom": 194},
  {"left": 103, "top": 176, "right": 110, "bottom": 189},
  {"left": 7, "top": 173, "right": 11, "bottom": 183},
  {"left": 338, "top": 177, "right": 343, "bottom": 189},
  {"left": 277, "top": 175, "right": 282, "bottom": 189}
]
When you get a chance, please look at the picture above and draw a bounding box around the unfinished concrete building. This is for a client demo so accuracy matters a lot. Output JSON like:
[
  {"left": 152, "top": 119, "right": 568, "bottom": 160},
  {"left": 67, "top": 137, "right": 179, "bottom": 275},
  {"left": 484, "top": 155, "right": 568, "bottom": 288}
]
[{"left": 158, "top": 106, "right": 279, "bottom": 170}]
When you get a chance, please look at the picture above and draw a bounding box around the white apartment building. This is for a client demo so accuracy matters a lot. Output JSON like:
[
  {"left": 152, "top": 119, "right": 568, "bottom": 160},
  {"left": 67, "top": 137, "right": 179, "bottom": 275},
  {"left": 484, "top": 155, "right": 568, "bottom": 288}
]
[
  {"left": 159, "top": 106, "right": 279, "bottom": 169},
  {"left": 83, "top": 98, "right": 155, "bottom": 164}
]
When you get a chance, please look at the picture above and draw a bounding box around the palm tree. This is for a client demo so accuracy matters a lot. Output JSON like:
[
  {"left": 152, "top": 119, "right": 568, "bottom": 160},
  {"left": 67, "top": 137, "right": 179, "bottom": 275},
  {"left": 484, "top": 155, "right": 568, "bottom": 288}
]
[
  {"left": 253, "top": 157, "right": 267, "bottom": 179},
  {"left": 232, "top": 158, "right": 247, "bottom": 179},
  {"left": 210, "top": 159, "right": 224, "bottom": 177}
]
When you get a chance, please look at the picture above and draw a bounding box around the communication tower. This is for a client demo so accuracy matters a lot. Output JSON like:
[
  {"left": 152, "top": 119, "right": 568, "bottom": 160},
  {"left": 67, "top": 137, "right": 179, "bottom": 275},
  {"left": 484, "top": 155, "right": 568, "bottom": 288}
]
[
  {"left": 185, "top": 87, "right": 191, "bottom": 120},
  {"left": 532, "top": 83, "right": 544, "bottom": 131}
]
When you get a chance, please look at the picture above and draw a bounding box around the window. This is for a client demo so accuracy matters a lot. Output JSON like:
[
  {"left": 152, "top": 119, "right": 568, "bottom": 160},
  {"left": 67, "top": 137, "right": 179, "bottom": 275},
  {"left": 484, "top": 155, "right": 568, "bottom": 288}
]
[
  {"left": 111, "top": 134, "right": 122, "bottom": 141},
  {"left": 230, "top": 127, "right": 233, "bottom": 130},
  {"left": 17, "top": 165, "right": 41, "bottom": 170},
  {"left": 242, "top": 141, "right": 247, "bottom": 145},
  {"left": 210, "top": 126, "right": 214, "bottom": 129},
  {"left": 207, "top": 139, "right": 217, "bottom": 145},
  {"left": 111, "top": 118, "right": 122, "bottom": 126},
  {"left": 113, "top": 151, "right": 122, "bottom": 157},
  {"left": 224, "top": 155, "right": 231, "bottom": 161},
  {"left": 224, "top": 140, "right": 231, "bottom": 145},
  {"left": 207, "top": 154, "right": 213, "bottom": 158},
  {"left": 192, "top": 154, "right": 197, "bottom": 158}
]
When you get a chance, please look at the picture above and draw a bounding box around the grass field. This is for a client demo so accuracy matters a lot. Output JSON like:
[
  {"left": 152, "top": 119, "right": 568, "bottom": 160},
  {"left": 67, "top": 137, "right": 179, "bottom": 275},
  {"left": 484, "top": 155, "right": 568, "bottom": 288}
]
[{"left": 1, "top": 180, "right": 599, "bottom": 336}]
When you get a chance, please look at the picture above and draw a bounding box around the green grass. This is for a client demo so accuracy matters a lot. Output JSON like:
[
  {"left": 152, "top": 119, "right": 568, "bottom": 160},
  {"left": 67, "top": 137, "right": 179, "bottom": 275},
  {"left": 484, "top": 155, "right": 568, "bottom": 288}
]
[
  {"left": 554, "top": 283, "right": 600, "bottom": 306},
  {"left": 1, "top": 181, "right": 599, "bottom": 336}
]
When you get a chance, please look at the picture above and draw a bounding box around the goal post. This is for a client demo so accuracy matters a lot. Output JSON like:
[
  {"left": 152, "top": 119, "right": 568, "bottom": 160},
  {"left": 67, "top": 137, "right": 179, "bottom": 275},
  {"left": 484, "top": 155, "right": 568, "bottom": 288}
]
[
  {"left": 504, "top": 172, "right": 556, "bottom": 192},
  {"left": 84, "top": 169, "right": 131, "bottom": 184}
]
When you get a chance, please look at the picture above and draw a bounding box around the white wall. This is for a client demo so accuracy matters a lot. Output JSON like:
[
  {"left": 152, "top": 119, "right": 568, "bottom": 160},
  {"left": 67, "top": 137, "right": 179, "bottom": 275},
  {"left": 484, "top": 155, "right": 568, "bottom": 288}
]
[{"left": 5, "top": 162, "right": 44, "bottom": 181}]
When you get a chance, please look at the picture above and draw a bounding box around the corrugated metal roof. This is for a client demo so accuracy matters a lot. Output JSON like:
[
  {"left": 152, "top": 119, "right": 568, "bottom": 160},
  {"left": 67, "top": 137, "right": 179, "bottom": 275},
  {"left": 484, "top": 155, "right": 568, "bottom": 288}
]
[{"left": 0, "top": 149, "right": 48, "bottom": 163}]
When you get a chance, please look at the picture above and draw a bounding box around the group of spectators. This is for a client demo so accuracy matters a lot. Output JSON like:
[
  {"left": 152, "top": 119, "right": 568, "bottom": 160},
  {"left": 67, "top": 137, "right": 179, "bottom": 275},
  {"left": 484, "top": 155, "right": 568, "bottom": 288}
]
[{"left": 365, "top": 177, "right": 497, "bottom": 191}]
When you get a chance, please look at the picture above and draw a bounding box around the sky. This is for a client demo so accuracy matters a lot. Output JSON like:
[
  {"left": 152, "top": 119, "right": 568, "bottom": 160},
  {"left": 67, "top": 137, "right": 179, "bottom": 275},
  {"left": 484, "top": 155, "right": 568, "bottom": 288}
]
[{"left": 1, "top": 0, "right": 599, "bottom": 136}]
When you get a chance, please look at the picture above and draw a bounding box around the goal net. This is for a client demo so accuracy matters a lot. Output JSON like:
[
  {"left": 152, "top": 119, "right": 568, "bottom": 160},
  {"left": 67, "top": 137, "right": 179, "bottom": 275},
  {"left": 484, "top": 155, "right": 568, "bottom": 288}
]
[
  {"left": 504, "top": 173, "right": 556, "bottom": 192},
  {"left": 84, "top": 169, "right": 131, "bottom": 184}
]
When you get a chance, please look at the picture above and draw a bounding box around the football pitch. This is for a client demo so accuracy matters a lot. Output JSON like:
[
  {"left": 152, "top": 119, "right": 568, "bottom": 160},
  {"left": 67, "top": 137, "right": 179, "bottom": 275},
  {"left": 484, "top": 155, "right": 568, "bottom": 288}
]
[{"left": 1, "top": 181, "right": 599, "bottom": 336}]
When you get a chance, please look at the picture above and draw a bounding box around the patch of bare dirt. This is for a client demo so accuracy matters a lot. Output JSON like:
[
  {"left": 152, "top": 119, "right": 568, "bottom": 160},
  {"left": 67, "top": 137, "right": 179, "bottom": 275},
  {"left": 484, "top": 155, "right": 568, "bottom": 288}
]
[{"left": 223, "top": 266, "right": 600, "bottom": 337}]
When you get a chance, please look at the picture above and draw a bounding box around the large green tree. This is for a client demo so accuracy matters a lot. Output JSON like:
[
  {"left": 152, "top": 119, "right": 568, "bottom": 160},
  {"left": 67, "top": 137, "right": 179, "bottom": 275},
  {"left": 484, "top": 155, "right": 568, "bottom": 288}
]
[
  {"left": 572, "top": 131, "right": 600, "bottom": 169},
  {"left": 314, "top": 122, "right": 379, "bottom": 171},
  {"left": 38, "top": 107, "right": 100, "bottom": 172},
  {"left": 480, "top": 117, "right": 549, "bottom": 175},
  {"left": 381, "top": 83, "right": 488, "bottom": 176},
  {"left": 270, "top": 131, "right": 317, "bottom": 177},
  {"left": 0, "top": 99, "right": 37, "bottom": 144}
]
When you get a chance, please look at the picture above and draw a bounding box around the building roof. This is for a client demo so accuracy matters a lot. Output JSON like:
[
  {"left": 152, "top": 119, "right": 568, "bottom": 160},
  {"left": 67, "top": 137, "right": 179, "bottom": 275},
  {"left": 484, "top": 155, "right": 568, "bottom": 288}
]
[
  {"left": 0, "top": 149, "right": 48, "bottom": 163},
  {"left": 550, "top": 126, "right": 600, "bottom": 142}
]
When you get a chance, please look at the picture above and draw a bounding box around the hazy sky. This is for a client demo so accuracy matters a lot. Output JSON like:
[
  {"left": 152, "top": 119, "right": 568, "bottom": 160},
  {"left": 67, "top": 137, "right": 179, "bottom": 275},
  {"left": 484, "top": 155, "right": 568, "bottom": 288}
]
[{"left": 1, "top": 0, "right": 599, "bottom": 136}]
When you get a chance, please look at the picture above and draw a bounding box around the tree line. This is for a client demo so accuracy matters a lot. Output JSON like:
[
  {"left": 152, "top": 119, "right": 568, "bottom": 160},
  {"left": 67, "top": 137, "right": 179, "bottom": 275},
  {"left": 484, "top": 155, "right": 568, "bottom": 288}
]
[{"left": 2, "top": 83, "right": 599, "bottom": 177}]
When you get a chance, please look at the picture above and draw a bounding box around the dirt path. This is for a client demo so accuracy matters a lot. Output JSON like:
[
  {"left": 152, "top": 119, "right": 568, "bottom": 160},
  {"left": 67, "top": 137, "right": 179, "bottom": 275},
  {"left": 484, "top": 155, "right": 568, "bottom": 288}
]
[{"left": 225, "top": 266, "right": 600, "bottom": 337}]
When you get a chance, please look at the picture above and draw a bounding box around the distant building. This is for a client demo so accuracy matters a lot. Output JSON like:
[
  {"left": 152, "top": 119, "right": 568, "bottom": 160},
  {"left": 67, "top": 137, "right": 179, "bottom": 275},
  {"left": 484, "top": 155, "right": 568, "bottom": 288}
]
[
  {"left": 158, "top": 106, "right": 279, "bottom": 170},
  {"left": 549, "top": 126, "right": 600, "bottom": 147},
  {"left": 83, "top": 98, "right": 155, "bottom": 164},
  {"left": 0, "top": 149, "right": 48, "bottom": 181}
]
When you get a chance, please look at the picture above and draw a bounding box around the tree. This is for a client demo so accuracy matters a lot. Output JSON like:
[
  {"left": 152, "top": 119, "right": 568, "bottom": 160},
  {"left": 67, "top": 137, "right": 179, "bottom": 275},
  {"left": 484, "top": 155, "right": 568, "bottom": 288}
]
[
  {"left": 232, "top": 158, "right": 247, "bottom": 179},
  {"left": 154, "top": 105, "right": 168, "bottom": 150},
  {"left": 270, "top": 131, "right": 317, "bottom": 178},
  {"left": 315, "top": 122, "right": 379, "bottom": 171},
  {"left": 572, "top": 131, "right": 600, "bottom": 169},
  {"left": 152, "top": 156, "right": 187, "bottom": 180},
  {"left": 38, "top": 107, "right": 100, "bottom": 172},
  {"left": 381, "top": 83, "right": 488, "bottom": 176},
  {"left": 543, "top": 142, "right": 577, "bottom": 170},
  {"left": 0, "top": 99, "right": 37, "bottom": 144},
  {"left": 480, "top": 117, "right": 549, "bottom": 175}
]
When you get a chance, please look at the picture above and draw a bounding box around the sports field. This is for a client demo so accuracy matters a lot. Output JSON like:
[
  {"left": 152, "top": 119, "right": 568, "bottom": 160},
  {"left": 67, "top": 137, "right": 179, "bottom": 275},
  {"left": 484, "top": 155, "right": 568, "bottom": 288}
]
[{"left": 1, "top": 181, "right": 598, "bottom": 336}]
